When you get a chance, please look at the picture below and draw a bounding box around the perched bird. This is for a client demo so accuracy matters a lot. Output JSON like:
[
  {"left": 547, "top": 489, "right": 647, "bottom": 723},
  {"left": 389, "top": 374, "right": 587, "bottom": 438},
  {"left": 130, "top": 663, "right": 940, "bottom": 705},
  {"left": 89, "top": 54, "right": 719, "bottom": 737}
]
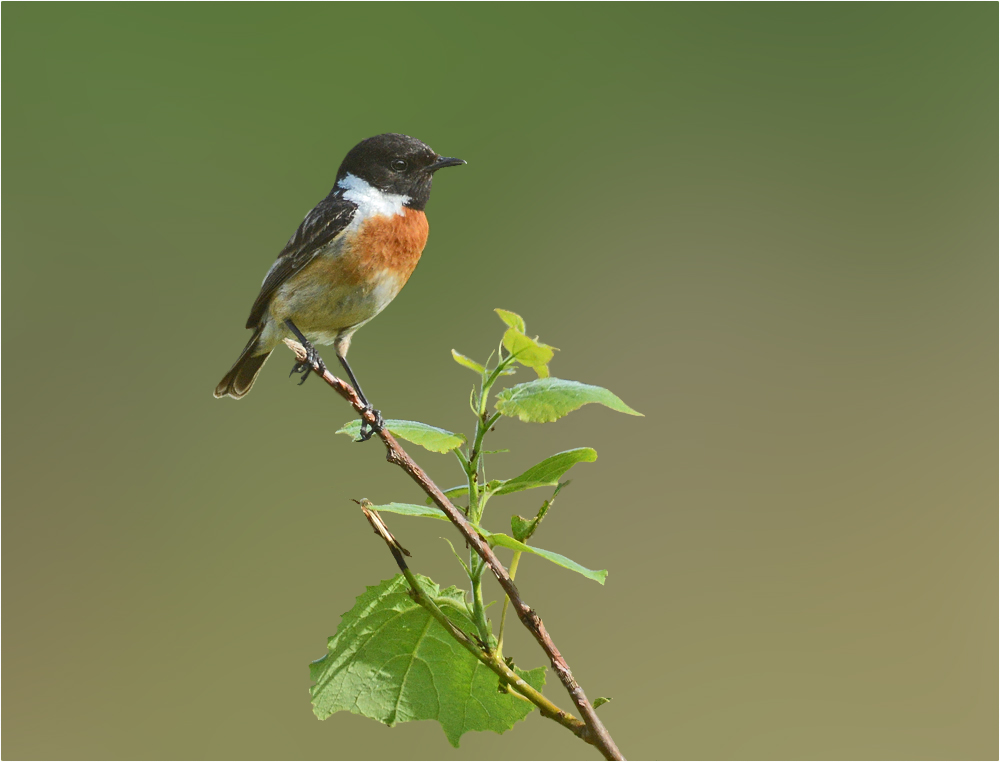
[{"left": 214, "top": 133, "right": 464, "bottom": 438}]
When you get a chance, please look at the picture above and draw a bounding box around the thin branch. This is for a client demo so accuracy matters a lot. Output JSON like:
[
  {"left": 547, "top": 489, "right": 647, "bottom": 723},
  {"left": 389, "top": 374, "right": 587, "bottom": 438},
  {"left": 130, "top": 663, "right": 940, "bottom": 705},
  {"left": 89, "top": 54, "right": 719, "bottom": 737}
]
[
  {"left": 356, "top": 500, "right": 589, "bottom": 740},
  {"left": 284, "top": 340, "right": 624, "bottom": 761}
]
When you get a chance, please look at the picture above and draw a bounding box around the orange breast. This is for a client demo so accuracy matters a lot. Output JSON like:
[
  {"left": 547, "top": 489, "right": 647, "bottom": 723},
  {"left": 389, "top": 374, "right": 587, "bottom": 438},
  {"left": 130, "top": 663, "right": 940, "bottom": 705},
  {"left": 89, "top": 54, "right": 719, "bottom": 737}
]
[{"left": 339, "top": 208, "right": 429, "bottom": 286}]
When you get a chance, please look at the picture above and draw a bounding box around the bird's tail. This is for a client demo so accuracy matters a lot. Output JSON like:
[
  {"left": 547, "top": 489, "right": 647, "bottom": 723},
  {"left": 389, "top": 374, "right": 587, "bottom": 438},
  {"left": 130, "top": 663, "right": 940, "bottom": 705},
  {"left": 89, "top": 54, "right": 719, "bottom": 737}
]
[{"left": 214, "top": 330, "right": 272, "bottom": 399}]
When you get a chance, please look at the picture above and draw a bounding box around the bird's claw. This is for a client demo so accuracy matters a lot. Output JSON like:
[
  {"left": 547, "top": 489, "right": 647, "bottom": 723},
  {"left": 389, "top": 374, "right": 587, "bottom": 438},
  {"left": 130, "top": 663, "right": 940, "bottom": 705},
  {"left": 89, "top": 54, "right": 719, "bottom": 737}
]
[
  {"left": 288, "top": 342, "right": 326, "bottom": 386},
  {"left": 356, "top": 406, "right": 384, "bottom": 442},
  {"left": 289, "top": 361, "right": 311, "bottom": 385}
]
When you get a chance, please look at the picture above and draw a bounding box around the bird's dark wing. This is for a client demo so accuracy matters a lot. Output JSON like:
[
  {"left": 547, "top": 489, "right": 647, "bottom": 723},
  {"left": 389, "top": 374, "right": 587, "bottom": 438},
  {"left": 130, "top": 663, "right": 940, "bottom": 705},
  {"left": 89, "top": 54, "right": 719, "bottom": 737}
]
[{"left": 245, "top": 196, "right": 358, "bottom": 329}]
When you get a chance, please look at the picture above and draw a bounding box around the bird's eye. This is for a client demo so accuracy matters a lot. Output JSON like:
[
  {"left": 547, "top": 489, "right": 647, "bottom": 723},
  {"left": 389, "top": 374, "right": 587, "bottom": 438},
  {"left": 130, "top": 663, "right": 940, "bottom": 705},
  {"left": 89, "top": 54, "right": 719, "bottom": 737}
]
[{"left": 390, "top": 159, "right": 408, "bottom": 173}]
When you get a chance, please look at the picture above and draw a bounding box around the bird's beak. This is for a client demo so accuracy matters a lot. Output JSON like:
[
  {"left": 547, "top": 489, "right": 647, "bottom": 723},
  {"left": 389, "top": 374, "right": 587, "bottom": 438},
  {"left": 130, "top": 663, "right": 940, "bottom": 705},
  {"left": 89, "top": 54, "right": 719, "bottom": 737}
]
[{"left": 427, "top": 156, "right": 466, "bottom": 172}]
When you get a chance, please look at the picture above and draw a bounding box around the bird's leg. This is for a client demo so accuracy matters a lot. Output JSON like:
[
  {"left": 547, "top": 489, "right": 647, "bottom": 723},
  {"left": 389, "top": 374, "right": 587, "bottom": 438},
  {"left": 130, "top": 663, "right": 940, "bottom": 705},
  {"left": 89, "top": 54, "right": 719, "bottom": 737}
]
[
  {"left": 284, "top": 319, "right": 381, "bottom": 440},
  {"left": 337, "top": 354, "right": 384, "bottom": 442},
  {"left": 284, "top": 319, "right": 326, "bottom": 384}
]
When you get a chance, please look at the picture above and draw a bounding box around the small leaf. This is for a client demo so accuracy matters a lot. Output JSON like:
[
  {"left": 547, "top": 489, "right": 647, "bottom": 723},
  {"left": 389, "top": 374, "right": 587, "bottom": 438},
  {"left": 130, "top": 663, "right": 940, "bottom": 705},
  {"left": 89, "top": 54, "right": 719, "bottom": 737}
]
[
  {"left": 502, "top": 328, "right": 556, "bottom": 376},
  {"left": 512, "top": 483, "right": 562, "bottom": 542},
  {"left": 310, "top": 575, "right": 546, "bottom": 746},
  {"left": 367, "top": 502, "right": 449, "bottom": 521},
  {"left": 494, "top": 308, "right": 526, "bottom": 333},
  {"left": 593, "top": 697, "right": 613, "bottom": 709},
  {"left": 510, "top": 515, "right": 533, "bottom": 542},
  {"left": 452, "top": 350, "right": 486, "bottom": 375},
  {"left": 495, "top": 309, "right": 555, "bottom": 377},
  {"left": 441, "top": 537, "right": 471, "bottom": 576},
  {"left": 495, "top": 378, "right": 643, "bottom": 423},
  {"left": 493, "top": 448, "right": 596, "bottom": 496},
  {"left": 337, "top": 419, "right": 466, "bottom": 453},
  {"left": 485, "top": 533, "right": 608, "bottom": 584}
]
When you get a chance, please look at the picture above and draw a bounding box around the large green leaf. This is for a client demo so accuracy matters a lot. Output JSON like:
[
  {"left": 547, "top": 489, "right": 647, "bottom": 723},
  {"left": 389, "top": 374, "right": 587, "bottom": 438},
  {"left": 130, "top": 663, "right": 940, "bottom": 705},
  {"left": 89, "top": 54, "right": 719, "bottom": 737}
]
[
  {"left": 336, "top": 419, "right": 466, "bottom": 453},
  {"left": 486, "top": 533, "right": 608, "bottom": 585},
  {"left": 493, "top": 448, "right": 596, "bottom": 496},
  {"left": 495, "top": 378, "right": 643, "bottom": 423},
  {"left": 311, "top": 575, "right": 546, "bottom": 747}
]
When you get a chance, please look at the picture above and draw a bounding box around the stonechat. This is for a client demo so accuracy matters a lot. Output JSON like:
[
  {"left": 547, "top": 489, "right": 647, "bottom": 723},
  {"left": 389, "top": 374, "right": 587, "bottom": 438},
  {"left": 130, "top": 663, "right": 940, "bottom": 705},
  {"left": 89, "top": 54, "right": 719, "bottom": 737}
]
[{"left": 214, "top": 133, "right": 464, "bottom": 438}]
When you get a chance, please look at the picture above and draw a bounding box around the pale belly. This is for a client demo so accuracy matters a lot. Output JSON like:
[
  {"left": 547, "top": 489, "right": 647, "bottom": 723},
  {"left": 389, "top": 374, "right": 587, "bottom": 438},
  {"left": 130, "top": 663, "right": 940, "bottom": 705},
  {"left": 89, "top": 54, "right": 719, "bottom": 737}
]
[
  {"left": 255, "top": 206, "right": 427, "bottom": 355},
  {"left": 261, "top": 252, "right": 406, "bottom": 351}
]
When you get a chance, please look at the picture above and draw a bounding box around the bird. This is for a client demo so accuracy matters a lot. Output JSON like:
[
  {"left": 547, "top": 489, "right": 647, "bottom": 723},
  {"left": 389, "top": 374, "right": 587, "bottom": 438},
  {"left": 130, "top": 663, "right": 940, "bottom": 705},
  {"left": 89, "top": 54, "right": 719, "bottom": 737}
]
[{"left": 214, "top": 133, "right": 464, "bottom": 439}]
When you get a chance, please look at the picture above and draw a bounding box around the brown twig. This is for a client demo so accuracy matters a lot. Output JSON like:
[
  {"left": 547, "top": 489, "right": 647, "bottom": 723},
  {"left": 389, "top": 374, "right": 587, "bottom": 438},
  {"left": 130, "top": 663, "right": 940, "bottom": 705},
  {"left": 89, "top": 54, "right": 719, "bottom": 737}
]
[{"left": 284, "top": 339, "right": 624, "bottom": 761}]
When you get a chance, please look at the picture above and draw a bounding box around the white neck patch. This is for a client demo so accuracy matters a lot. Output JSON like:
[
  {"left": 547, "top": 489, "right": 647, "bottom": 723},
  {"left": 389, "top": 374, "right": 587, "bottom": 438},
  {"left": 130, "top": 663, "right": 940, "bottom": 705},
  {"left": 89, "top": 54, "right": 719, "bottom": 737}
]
[{"left": 337, "top": 173, "right": 409, "bottom": 218}]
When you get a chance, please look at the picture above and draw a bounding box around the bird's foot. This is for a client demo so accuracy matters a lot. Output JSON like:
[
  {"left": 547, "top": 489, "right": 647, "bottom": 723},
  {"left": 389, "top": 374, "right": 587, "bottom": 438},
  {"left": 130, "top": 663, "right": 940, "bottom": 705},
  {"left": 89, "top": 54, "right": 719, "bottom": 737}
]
[
  {"left": 356, "top": 406, "right": 385, "bottom": 442},
  {"left": 289, "top": 340, "right": 326, "bottom": 386}
]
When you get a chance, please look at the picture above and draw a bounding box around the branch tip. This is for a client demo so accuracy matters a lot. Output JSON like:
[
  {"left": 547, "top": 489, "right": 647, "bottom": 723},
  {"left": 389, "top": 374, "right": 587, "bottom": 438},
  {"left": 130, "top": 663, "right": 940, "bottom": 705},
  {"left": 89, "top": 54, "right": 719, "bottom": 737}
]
[{"left": 283, "top": 337, "right": 307, "bottom": 362}]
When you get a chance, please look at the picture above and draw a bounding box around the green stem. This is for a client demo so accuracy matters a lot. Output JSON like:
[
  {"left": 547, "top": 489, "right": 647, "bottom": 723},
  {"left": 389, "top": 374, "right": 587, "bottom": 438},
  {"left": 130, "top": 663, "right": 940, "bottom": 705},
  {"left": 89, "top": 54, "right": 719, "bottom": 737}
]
[
  {"left": 463, "top": 355, "right": 514, "bottom": 648},
  {"left": 462, "top": 354, "right": 521, "bottom": 667},
  {"left": 466, "top": 403, "right": 488, "bottom": 643},
  {"left": 495, "top": 550, "right": 521, "bottom": 659},
  {"left": 470, "top": 561, "right": 492, "bottom": 649}
]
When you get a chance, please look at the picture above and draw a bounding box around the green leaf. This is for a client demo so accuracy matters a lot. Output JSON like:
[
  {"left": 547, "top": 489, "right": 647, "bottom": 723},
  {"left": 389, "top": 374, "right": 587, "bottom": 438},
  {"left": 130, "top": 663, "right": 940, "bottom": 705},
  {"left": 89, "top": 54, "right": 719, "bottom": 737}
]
[
  {"left": 510, "top": 515, "right": 533, "bottom": 542},
  {"left": 495, "top": 309, "right": 556, "bottom": 378},
  {"left": 494, "top": 308, "right": 526, "bottom": 333},
  {"left": 369, "top": 504, "right": 490, "bottom": 549},
  {"left": 452, "top": 349, "right": 486, "bottom": 375},
  {"left": 424, "top": 485, "right": 469, "bottom": 506},
  {"left": 511, "top": 482, "right": 563, "bottom": 541},
  {"left": 375, "top": 503, "right": 488, "bottom": 542},
  {"left": 493, "top": 448, "right": 596, "bottom": 496},
  {"left": 485, "top": 533, "right": 608, "bottom": 585},
  {"left": 368, "top": 502, "right": 449, "bottom": 521},
  {"left": 510, "top": 508, "right": 545, "bottom": 543},
  {"left": 593, "top": 697, "right": 613, "bottom": 709},
  {"left": 336, "top": 419, "right": 466, "bottom": 453},
  {"left": 311, "top": 575, "right": 546, "bottom": 747},
  {"left": 495, "top": 378, "right": 643, "bottom": 423},
  {"left": 502, "top": 328, "right": 555, "bottom": 375},
  {"left": 441, "top": 537, "right": 471, "bottom": 576}
]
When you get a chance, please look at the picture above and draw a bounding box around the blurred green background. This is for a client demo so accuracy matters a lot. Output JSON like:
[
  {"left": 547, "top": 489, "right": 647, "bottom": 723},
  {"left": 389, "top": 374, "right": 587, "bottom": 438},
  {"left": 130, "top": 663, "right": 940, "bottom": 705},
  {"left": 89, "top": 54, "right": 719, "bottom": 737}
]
[{"left": 2, "top": 4, "right": 996, "bottom": 759}]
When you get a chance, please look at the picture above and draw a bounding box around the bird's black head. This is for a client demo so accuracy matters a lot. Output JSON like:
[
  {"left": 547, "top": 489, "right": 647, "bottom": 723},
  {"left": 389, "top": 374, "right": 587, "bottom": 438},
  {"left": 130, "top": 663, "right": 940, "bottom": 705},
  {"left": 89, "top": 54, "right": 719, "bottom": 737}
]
[{"left": 335, "top": 133, "right": 464, "bottom": 211}]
